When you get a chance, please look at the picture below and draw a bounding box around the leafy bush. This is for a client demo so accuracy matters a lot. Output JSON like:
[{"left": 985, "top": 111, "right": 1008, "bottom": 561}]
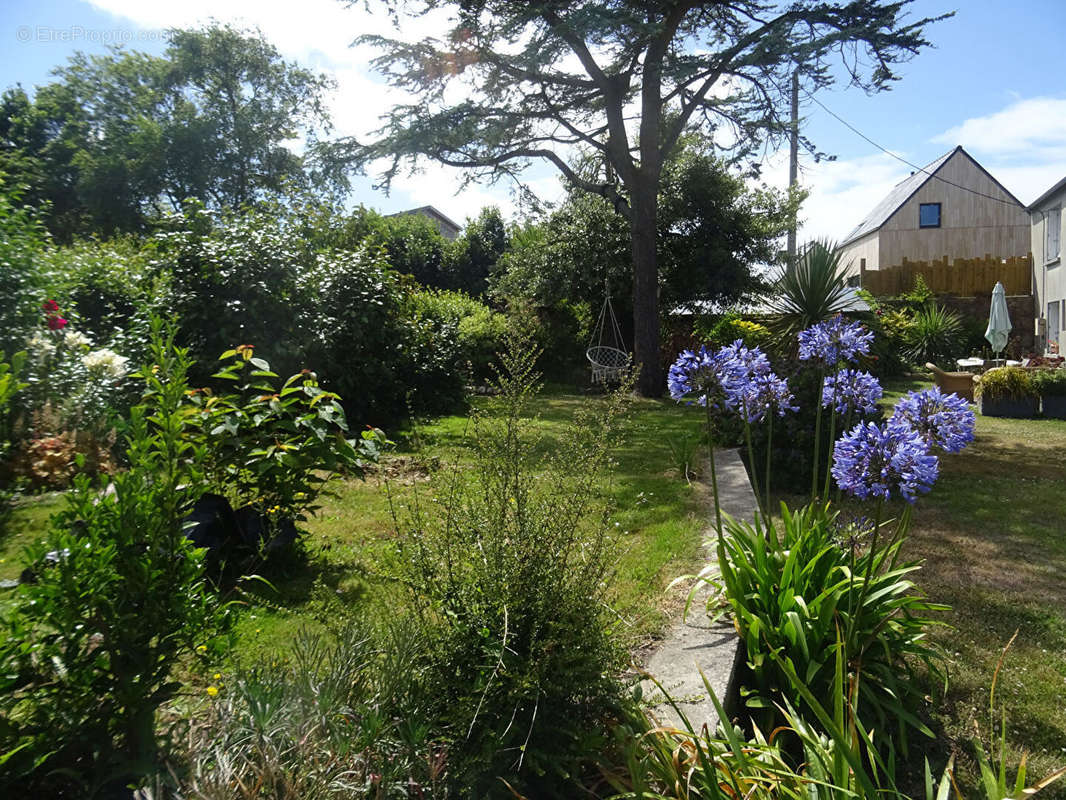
[
  {"left": 902, "top": 304, "right": 966, "bottom": 368},
  {"left": 0, "top": 322, "right": 231, "bottom": 795},
  {"left": 37, "top": 238, "right": 170, "bottom": 371},
  {"left": 407, "top": 288, "right": 507, "bottom": 383},
  {"left": 396, "top": 335, "right": 631, "bottom": 796},
  {"left": 1030, "top": 367, "right": 1066, "bottom": 395},
  {"left": 974, "top": 366, "right": 1036, "bottom": 401},
  {"left": 0, "top": 179, "right": 48, "bottom": 356},
  {"left": 188, "top": 345, "right": 385, "bottom": 523},
  {"left": 710, "top": 502, "right": 945, "bottom": 745},
  {"left": 694, "top": 312, "right": 771, "bottom": 349}
]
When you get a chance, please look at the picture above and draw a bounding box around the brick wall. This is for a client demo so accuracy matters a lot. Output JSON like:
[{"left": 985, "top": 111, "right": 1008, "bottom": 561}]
[{"left": 938, "top": 293, "right": 1036, "bottom": 358}]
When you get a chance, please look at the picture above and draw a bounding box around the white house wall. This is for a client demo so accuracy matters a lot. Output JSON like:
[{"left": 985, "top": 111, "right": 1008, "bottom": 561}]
[{"left": 1032, "top": 188, "right": 1066, "bottom": 352}]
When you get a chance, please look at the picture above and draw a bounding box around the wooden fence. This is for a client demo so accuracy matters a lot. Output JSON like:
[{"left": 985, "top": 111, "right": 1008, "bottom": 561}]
[{"left": 859, "top": 254, "right": 1032, "bottom": 297}]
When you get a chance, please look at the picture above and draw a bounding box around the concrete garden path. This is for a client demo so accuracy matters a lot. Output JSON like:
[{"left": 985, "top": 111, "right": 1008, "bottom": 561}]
[{"left": 641, "top": 448, "right": 758, "bottom": 733}]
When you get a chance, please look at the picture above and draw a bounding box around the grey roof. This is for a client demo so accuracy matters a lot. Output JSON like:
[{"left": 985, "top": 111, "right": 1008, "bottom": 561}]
[
  {"left": 840, "top": 148, "right": 957, "bottom": 246},
  {"left": 1028, "top": 174, "right": 1066, "bottom": 210}
]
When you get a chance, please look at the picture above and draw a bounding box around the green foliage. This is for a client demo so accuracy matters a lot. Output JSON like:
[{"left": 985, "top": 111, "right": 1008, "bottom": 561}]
[
  {"left": 974, "top": 367, "right": 1037, "bottom": 402},
  {"left": 1030, "top": 367, "right": 1066, "bottom": 395},
  {"left": 0, "top": 321, "right": 231, "bottom": 794},
  {"left": 187, "top": 345, "right": 385, "bottom": 522},
  {"left": 899, "top": 274, "right": 936, "bottom": 310},
  {"left": 2, "top": 24, "right": 335, "bottom": 240},
  {"left": 37, "top": 238, "right": 170, "bottom": 369},
  {"left": 903, "top": 305, "right": 966, "bottom": 368},
  {"left": 406, "top": 288, "right": 508, "bottom": 384},
  {"left": 0, "top": 178, "right": 48, "bottom": 356},
  {"left": 494, "top": 144, "right": 791, "bottom": 314},
  {"left": 767, "top": 240, "right": 857, "bottom": 346},
  {"left": 704, "top": 502, "right": 945, "bottom": 747},
  {"left": 694, "top": 312, "right": 771, "bottom": 349},
  {"left": 172, "top": 621, "right": 443, "bottom": 799},
  {"left": 444, "top": 206, "right": 508, "bottom": 296},
  {"left": 397, "top": 335, "right": 632, "bottom": 796}
]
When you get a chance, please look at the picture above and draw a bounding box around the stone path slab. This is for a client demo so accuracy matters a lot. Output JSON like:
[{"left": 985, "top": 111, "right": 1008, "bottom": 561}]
[{"left": 641, "top": 448, "right": 758, "bottom": 733}]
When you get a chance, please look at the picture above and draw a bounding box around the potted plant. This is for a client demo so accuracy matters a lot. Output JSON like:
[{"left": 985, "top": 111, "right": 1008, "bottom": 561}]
[
  {"left": 1032, "top": 368, "right": 1066, "bottom": 419},
  {"left": 974, "top": 366, "right": 1038, "bottom": 418}
]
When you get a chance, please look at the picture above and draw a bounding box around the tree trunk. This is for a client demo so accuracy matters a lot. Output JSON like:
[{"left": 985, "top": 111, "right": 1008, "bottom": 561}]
[{"left": 630, "top": 179, "right": 662, "bottom": 397}]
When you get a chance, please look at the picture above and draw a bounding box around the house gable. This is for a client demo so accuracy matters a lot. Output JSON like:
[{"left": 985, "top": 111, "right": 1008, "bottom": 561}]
[{"left": 838, "top": 146, "right": 1029, "bottom": 272}]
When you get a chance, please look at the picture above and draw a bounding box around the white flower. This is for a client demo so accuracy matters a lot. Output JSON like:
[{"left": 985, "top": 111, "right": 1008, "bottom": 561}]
[
  {"left": 64, "top": 329, "right": 92, "bottom": 349},
  {"left": 82, "top": 348, "right": 129, "bottom": 379},
  {"left": 27, "top": 332, "right": 56, "bottom": 359}
]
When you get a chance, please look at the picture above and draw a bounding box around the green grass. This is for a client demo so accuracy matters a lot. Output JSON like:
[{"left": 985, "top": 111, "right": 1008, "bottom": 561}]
[{"left": 899, "top": 400, "right": 1066, "bottom": 795}]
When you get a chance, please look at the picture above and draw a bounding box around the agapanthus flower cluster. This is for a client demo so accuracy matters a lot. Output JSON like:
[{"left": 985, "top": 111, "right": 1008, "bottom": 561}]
[
  {"left": 831, "top": 419, "right": 939, "bottom": 503},
  {"left": 892, "top": 387, "right": 975, "bottom": 453},
  {"left": 735, "top": 371, "right": 798, "bottom": 423},
  {"left": 821, "top": 369, "right": 883, "bottom": 415},
  {"left": 669, "top": 340, "right": 795, "bottom": 422},
  {"left": 798, "top": 316, "right": 874, "bottom": 365},
  {"left": 668, "top": 345, "right": 729, "bottom": 406}
]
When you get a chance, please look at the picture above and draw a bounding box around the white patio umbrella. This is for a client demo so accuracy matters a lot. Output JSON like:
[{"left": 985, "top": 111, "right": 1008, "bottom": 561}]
[{"left": 984, "top": 281, "right": 1011, "bottom": 357}]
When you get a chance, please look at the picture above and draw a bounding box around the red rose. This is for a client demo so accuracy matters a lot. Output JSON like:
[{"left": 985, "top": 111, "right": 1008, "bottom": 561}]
[
  {"left": 42, "top": 299, "right": 59, "bottom": 312},
  {"left": 46, "top": 316, "right": 68, "bottom": 331}
]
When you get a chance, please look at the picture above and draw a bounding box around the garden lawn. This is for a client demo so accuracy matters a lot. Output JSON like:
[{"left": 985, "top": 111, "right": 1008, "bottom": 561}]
[
  {"left": 0, "top": 386, "right": 711, "bottom": 665},
  {"left": 883, "top": 379, "right": 1066, "bottom": 795}
]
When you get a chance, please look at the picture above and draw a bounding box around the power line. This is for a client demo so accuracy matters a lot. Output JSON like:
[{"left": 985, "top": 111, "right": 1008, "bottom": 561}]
[{"left": 803, "top": 91, "right": 1024, "bottom": 210}]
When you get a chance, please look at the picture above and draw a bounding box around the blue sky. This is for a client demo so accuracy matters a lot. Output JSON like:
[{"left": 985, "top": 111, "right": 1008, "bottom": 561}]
[{"left": 3, "top": 0, "right": 1065, "bottom": 239}]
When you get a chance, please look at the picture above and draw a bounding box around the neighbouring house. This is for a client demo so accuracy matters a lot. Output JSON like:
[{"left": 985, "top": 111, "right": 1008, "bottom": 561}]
[
  {"left": 837, "top": 146, "right": 1029, "bottom": 280},
  {"left": 1029, "top": 176, "right": 1066, "bottom": 353},
  {"left": 387, "top": 205, "right": 462, "bottom": 240}
]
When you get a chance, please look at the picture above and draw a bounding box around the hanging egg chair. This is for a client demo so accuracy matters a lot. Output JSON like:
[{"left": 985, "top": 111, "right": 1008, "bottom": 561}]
[{"left": 586, "top": 292, "right": 631, "bottom": 385}]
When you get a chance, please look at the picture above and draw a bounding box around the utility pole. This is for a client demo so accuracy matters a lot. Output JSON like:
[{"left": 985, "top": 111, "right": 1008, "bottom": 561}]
[{"left": 786, "top": 69, "right": 799, "bottom": 264}]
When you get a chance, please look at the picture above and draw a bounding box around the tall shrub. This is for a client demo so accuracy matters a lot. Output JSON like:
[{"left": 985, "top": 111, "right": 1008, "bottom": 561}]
[
  {"left": 397, "top": 335, "right": 631, "bottom": 796},
  {"left": 0, "top": 321, "right": 231, "bottom": 794}
]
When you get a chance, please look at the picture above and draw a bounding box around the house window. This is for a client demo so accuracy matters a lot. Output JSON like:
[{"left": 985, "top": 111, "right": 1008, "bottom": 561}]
[
  {"left": 1046, "top": 207, "right": 1061, "bottom": 263},
  {"left": 919, "top": 203, "right": 941, "bottom": 228}
]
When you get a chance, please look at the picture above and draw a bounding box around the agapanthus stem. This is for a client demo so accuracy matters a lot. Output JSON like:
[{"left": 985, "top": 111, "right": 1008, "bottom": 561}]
[
  {"left": 886, "top": 504, "right": 912, "bottom": 571},
  {"left": 848, "top": 497, "right": 884, "bottom": 646},
  {"left": 811, "top": 366, "right": 824, "bottom": 500},
  {"left": 743, "top": 401, "right": 763, "bottom": 522},
  {"left": 823, "top": 404, "right": 837, "bottom": 500},
  {"left": 764, "top": 413, "right": 773, "bottom": 519},
  {"left": 705, "top": 398, "right": 721, "bottom": 535}
]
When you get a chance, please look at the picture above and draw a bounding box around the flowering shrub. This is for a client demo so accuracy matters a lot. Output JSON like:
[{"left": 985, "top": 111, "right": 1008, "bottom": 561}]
[
  {"left": 0, "top": 322, "right": 231, "bottom": 794},
  {"left": 672, "top": 316, "right": 971, "bottom": 756}
]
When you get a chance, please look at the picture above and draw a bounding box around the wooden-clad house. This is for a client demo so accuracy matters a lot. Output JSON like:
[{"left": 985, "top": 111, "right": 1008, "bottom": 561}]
[{"left": 837, "top": 146, "right": 1029, "bottom": 280}]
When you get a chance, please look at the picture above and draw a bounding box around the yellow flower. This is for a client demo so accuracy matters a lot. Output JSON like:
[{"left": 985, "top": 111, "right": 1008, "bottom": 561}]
[
  {"left": 213, "top": 673, "right": 221, "bottom": 680},
  {"left": 196, "top": 645, "right": 207, "bottom": 653},
  {"left": 206, "top": 686, "right": 219, "bottom": 697}
]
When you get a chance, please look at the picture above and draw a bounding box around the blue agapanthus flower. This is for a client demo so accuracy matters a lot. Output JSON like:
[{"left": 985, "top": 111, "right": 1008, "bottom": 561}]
[
  {"left": 831, "top": 419, "right": 939, "bottom": 503},
  {"left": 736, "top": 372, "right": 798, "bottom": 423},
  {"left": 822, "top": 369, "right": 883, "bottom": 415},
  {"left": 798, "top": 316, "right": 874, "bottom": 365},
  {"left": 715, "top": 339, "right": 772, "bottom": 410},
  {"left": 892, "top": 386, "right": 976, "bottom": 454},
  {"left": 668, "top": 346, "right": 730, "bottom": 406}
]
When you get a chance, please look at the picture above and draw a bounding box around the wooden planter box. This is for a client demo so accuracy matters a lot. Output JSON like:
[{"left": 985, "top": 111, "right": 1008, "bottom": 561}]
[
  {"left": 977, "top": 394, "right": 1039, "bottom": 418},
  {"left": 1041, "top": 394, "right": 1066, "bottom": 420}
]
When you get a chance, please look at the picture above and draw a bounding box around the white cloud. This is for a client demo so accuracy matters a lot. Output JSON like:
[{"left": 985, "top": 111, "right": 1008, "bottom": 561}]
[{"left": 932, "top": 96, "right": 1066, "bottom": 160}]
